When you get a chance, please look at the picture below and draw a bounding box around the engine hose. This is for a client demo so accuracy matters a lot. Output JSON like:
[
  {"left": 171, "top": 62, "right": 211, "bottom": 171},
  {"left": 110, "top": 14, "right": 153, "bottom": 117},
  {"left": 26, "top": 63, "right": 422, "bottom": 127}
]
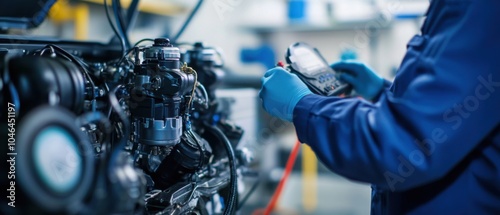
[
  {"left": 204, "top": 122, "right": 238, "bottom": 215},
  {"left": 107, "top": 85, "right": 130, "bottom": 170}
]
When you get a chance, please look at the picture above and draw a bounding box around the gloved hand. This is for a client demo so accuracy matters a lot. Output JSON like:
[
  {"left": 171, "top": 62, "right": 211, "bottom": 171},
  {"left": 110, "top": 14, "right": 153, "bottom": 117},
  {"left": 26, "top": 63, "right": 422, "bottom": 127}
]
[
  {"left": 259, "top": 67, "right": 312, "bottom": 121},
  {"left": 331, "top": 60, "right": 385, "bottom": 100}
]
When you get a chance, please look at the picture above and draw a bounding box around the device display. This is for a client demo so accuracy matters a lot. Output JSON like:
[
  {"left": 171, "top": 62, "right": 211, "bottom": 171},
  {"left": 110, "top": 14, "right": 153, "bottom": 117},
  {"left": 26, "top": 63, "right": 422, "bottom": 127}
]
[
  {"left": 293, "top": 46, "right": 325, "bottom": 75},
  {"left": 285, "top": 42, "right": 352, "bottom": 96}
]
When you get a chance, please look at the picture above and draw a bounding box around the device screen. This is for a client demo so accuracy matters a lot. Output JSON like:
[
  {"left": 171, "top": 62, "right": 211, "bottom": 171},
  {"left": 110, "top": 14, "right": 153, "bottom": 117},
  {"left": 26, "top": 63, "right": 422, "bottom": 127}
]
[
  {"left": 293, "top": 46, "right": 327, "bottom": 76},
  {"left": 286, "top": 42, "right": 352, "bottom": 96}
]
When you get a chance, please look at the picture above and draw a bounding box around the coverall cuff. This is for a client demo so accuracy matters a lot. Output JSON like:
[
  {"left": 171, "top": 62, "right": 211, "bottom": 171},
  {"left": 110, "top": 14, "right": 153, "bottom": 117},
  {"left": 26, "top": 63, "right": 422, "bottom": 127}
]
[
  {"left": 370, "top": 79, "right": 392, "bottom": 103},
  {"left": 382, "top": 79, "right": 393, "bottom": 89},
  {"left": 292, "top": 94, "right": 324, "bottom": 144}
]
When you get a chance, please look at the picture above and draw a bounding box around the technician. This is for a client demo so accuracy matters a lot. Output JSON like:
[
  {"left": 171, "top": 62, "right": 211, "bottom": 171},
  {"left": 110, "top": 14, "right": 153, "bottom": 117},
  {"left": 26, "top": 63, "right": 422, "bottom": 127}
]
[{"left": 259, "top": 0, "right": 500, "bottom": 214}]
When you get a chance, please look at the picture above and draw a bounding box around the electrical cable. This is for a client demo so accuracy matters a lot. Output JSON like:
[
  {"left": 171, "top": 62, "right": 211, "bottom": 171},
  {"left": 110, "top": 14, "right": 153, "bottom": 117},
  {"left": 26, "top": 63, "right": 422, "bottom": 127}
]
[
  {"left": 237, "top": 179, "right": 261, "bottom": 210},
  {"left": 42, "top": 44, "right": 97, "bottom": 102},
  {"left": 204, "top": 122, "right": 238, "bottom": 215},
  {"left": 172, "top": 0, "right": 204, "bottom": 43},
  {"left": 114, "top": 0, "right": 127, "bottom": 31},
  {"left": 125, "top": 0, "right": 140, "bottom": 32},
  {"left": 104, "top": 0, "right": 126, "bottom": 57},
  {"left": 116, "top": 37, "right": 155, "bottom": 67},
  {"left": 112, "top": 0, "right": 131, "bottom": 49},
  {"left": 196, "top": 83, "right": 209, "bottom": 109},
  {"left": 261, "top": 140, "right": 301, "bottom": 215},
  {"left": 133, "top": 38, "right": 155, "bottom": 47},
  {"left": 116, "top": 47, "right": 136, "bottom": 66},
  {"left": 181, "top": 64, "right": 198, "bottom": 115},
  {"left": 39, "top": 45, "right": 54, "bottom": 56},
  {"left": 186, "top": 129, "right": 205, "bottom": 169},
  {"left": 107, "top": 85, "right": 130, "bottom": 171},
  {"left": 115, "top": 38, "right": 154, "bottom": 66}
]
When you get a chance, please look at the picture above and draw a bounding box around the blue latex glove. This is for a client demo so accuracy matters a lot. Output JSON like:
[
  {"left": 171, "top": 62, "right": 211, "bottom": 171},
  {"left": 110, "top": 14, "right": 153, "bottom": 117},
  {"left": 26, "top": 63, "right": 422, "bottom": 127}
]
[
  {"left": 331, "top": 60, "right": 384, "bottom": 100},
  {"left": 259, "top": 67, "right": 312, "bottom": 121}
]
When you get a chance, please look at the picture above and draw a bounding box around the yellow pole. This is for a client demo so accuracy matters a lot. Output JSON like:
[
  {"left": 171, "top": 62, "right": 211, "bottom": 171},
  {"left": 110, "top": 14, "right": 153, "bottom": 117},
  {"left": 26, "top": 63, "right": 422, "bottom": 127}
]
[
  {"left": 49, "top": 0, "right": 72, "bottom": 22},
  {"left": 48, "top": 0, "right": 89, "bottom": 40},
  {"left": 74, "top": 4, "right": 89, "bottom": 40},
  {"left": 302, "top": 144, "right": 317, "bottom": 213}
]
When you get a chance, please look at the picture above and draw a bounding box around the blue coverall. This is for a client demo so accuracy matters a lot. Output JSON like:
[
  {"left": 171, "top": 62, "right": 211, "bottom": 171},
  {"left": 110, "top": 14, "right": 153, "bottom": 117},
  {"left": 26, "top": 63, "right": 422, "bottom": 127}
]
[{"left": 293, "top": 0, "right": 500, "bottom": 214}]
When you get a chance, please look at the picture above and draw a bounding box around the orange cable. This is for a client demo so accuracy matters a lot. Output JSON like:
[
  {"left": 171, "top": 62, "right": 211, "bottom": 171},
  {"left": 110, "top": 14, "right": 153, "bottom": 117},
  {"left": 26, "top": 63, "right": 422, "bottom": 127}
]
[{"left": 260, "top": 140, "right": 301, "bottom": 215}]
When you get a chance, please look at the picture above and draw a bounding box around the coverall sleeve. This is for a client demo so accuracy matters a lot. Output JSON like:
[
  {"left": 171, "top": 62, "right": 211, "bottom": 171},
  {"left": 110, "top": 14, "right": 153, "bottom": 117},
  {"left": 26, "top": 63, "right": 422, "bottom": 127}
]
[
  {"left": 370, "top": 79, "right": 392, "bottom": 103},
  {"left": 293, "top": 1, "right": 500, "bottom": 191}
]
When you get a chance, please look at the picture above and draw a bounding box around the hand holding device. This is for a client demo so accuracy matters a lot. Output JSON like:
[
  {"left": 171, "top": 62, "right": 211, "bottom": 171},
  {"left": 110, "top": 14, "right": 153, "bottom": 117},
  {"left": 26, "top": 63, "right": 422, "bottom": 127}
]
[
  {"left": 259, "top": 67, "right": 312, "bottom": 122},
  {"left": 331, "top": 60, "right": 385, "bottom": 100},
  {"left": 259, "top": 42, "right": 355, "bottom": 121},
  {"left": 285, "top": 42, "right": 352, "bottom": 96}
]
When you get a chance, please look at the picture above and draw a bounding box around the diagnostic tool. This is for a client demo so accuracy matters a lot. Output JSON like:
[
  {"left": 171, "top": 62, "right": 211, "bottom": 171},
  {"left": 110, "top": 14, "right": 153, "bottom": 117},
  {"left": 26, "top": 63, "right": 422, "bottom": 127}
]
[{"left": 285, "top": 42, "right": 352, "bottom": 96}]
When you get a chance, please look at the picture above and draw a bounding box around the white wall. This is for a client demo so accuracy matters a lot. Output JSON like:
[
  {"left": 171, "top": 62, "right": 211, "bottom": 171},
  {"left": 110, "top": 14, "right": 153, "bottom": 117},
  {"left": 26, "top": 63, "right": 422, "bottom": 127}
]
[
  {"left": 172, "top": 0, "right": 423, "bottom": 78},
  {"left": 31, "top": 0, "right": 424, "bottom": 79},
  {"left": 168, "top": 0, "right": 265, "bottom": 75}
]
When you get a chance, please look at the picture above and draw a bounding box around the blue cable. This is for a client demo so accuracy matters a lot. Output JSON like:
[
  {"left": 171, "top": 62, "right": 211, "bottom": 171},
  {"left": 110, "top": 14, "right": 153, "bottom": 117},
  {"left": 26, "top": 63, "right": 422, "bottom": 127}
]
[
  {"left": 104, "top": 0, "right": 126, "bottom": 56},
  {"left": 112, "top": 0, "right": 131, "bottom": 49},
  {"left": 172, "top": 0, "right": 204, "bottom": 43}
]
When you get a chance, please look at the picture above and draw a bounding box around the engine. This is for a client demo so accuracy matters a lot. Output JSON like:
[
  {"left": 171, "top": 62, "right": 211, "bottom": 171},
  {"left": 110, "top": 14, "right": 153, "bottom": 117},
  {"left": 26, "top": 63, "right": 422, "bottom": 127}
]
[{"left": 0, "top": 37, "right": 252, "bottom": 215}]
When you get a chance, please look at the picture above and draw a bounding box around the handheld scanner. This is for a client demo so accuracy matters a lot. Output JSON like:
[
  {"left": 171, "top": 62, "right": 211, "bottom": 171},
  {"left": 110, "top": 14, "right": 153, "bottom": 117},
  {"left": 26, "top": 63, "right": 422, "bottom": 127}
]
[{"left": 285, "top": 42, "right": 351, "bottom": 96}]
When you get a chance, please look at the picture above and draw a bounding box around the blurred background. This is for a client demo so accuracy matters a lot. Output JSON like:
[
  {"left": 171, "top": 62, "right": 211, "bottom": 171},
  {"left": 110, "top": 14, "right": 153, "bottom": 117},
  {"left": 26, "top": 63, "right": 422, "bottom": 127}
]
[{"left": 17, "top": 0, "right": 430, "bottom": 214}]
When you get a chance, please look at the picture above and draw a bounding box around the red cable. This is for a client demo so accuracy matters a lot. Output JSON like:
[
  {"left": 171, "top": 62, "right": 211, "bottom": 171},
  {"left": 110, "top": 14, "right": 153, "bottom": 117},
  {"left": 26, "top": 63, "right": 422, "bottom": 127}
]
[{"left": 261, "top": 140, "right": 302, "bottom": 215}]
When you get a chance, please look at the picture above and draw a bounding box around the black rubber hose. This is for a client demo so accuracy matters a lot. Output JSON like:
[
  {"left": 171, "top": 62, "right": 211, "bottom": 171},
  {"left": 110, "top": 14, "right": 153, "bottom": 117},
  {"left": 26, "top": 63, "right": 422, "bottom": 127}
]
[
  {"left": 133, "top": 38, "right": 155, "bottom": 47},
  {"left": 204, "top": 122, "right": 238, "bottom": 215},
  {"left": 114, "top": 0, "right": 127, "bottom": 30},
  {"left": 237, "top": 179, "right": 260, "bottom": 210},
  {"left": 107, "top": 85, "right": 130, "bottom": 169},
  {"left": 125, "top": 0, "right": 140, "bottom": 32},
  {"left": 112, "top": 0, "right": 131, "bottom": 49},
  {"left": 104, "top": 0, "right": 126, "bottom": 57}
]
